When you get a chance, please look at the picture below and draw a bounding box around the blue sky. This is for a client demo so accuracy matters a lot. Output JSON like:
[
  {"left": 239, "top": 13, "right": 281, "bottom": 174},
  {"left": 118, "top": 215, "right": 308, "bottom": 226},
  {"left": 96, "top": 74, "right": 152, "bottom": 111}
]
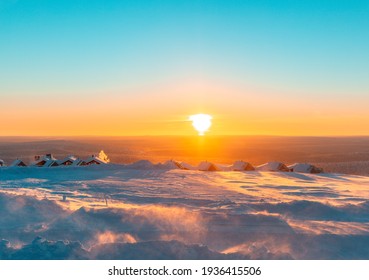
[{"left": 1, "top": 0, "right": 369, "bottom": 135}]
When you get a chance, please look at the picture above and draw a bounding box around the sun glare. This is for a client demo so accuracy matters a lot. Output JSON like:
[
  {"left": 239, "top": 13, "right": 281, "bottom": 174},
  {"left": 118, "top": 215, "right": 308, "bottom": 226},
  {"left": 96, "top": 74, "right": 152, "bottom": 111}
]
[{"left": 189, "top": 114, "right": 212, "bottom": 136}]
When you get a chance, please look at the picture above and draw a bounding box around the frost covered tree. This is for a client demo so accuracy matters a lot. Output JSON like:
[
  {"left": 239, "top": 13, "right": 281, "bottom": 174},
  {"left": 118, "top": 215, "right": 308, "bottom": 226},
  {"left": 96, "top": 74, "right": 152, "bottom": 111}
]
[{"left": 98, "top": 150, "right": 110, "bottom": 163}]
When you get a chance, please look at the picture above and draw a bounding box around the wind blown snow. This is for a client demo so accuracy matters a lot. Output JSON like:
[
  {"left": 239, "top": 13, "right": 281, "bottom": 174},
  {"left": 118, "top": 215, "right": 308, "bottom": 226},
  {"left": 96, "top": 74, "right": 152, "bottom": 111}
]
[{"left": 1, "top": 163, "right": 369, "bottom": 259}]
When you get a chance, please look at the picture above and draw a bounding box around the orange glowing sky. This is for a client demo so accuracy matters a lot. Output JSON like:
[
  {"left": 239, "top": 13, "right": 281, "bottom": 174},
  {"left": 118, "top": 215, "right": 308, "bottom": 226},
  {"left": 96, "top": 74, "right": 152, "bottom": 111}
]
[
  {"left": 1, "top": 1, "right": 368, "bottom": 136},
  {"left": 1, "top": 78, "right": 369, "bottom": 136}
]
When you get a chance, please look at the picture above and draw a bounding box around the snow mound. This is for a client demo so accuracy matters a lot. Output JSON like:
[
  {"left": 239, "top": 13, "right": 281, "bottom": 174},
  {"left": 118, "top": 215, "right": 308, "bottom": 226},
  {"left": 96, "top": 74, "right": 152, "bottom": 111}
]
[
  {"left": 0, "top": 237, "right": 88, "bottom": 260},
  {"left": 230, "top": 161, "right": 255, "bottom": 171},
  {"left": 158, "top": 160, "right": 184, "bottom": 170},
  {"left": 0, "top": 193, "right": 66, "bottom": 228},
  {"left": 179, "top": 162, "right": 196, "bottom": 170},
  {"left": 0, "top": 238, "right": 252, "bottom": 260},
  {"left": 91, "top": 240, "right": 235, "bottom": 260},
  {"left": 288, "top": 163, "right": 323, "bottom": 173},
  {"left": 198, "top": 161, "right": 219, "bottom": 171},
  {"left": 256, "top": 161, "right": 290, "bottom": 172}
]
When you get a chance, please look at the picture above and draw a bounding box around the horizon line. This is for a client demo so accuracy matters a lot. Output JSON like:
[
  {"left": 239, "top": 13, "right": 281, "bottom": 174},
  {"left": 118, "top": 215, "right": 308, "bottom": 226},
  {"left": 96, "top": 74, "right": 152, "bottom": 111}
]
[{"left": 1, "top": 134, "right": 369, "bottom": 138}]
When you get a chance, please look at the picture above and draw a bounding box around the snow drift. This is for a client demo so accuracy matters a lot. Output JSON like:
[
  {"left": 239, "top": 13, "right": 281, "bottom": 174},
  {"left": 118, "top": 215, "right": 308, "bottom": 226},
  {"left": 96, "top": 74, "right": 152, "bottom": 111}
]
[{"left": 0, "top": 165, "right": 369, "bottom": 259}]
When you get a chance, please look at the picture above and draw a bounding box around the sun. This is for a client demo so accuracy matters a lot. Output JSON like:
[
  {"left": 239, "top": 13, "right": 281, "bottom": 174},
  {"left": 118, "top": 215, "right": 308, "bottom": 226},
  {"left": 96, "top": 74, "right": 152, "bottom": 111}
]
[{"left": 189, "top": 114, "right": 212, "bottom": 136}]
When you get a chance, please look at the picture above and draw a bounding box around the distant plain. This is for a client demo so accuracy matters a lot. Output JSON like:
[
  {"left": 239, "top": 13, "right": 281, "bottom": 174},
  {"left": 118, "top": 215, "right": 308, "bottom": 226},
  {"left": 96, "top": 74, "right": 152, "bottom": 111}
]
[{"left": 1, "top": 136, "right": 369, "bottom": 175}]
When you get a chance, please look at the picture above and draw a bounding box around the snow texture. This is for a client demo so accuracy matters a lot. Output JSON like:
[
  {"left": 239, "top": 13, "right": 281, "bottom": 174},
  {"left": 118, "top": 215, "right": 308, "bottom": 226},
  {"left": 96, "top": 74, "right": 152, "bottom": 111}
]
[{"left": 1, "top": 163, "right": 369, "bottom": 259}]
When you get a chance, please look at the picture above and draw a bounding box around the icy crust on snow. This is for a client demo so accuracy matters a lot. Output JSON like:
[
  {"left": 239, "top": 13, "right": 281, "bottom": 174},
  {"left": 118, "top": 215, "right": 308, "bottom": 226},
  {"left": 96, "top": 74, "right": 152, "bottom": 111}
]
[{"left": 1, "top": 165, "right": 369, "bottom": 259}]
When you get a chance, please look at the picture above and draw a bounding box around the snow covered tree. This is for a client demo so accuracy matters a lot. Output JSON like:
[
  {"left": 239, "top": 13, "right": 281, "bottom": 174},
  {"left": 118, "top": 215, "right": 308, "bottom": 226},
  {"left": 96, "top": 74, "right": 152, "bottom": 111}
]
[{"left": 98, "top": 150, "right": 110, "bottom": 163}]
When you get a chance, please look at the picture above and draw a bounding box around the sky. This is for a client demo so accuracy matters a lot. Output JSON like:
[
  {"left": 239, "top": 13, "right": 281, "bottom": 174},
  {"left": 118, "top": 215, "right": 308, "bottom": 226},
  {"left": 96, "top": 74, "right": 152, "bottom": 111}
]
[{"left": 0, "top": 0, "right": 368, "bottom": 136}]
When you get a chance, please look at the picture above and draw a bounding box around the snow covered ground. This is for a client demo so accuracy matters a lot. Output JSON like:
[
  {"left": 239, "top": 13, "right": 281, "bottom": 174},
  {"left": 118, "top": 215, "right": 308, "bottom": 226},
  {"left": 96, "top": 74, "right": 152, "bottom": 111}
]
[{"left": 1, "top": 163, "right": 369, "bottom": 259}]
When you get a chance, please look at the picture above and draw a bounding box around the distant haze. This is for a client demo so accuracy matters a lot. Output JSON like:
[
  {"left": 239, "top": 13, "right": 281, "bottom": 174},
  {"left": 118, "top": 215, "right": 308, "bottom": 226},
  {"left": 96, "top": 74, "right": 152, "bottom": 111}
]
[{"left": 1, "top": 136, "right": 369, "bottom": 175}]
